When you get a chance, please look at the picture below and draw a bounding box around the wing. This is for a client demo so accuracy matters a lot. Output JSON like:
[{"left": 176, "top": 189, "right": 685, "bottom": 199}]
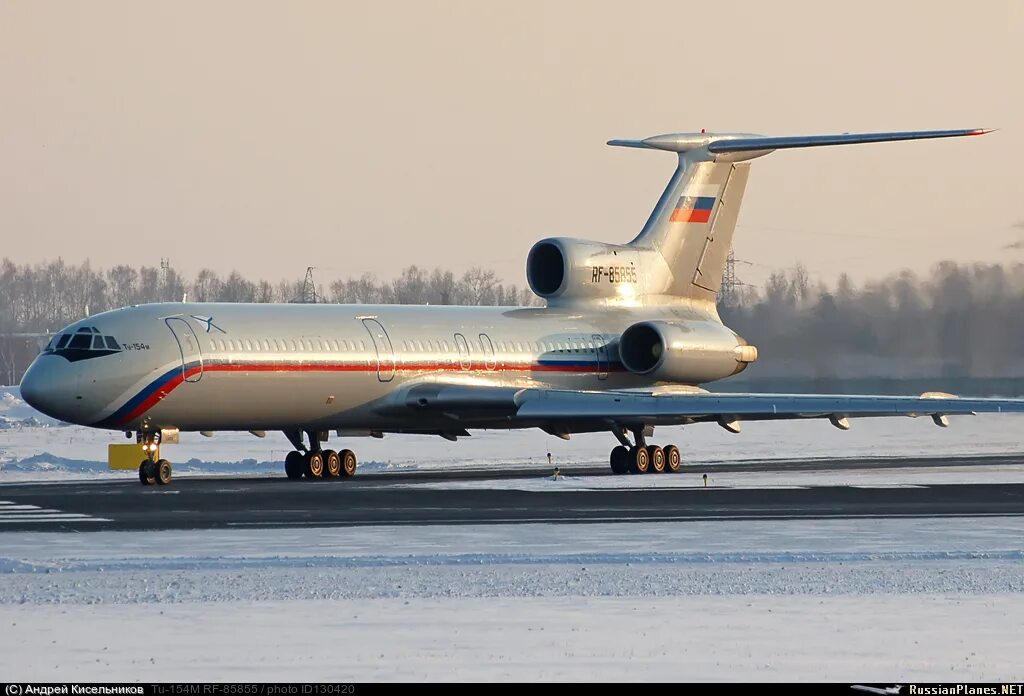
[
  {"left": 390, "top": 383, "right": 1024, "bottom": 432},
  {"left": 514, "top": 389, "right": 1024, "bottom": 427}
]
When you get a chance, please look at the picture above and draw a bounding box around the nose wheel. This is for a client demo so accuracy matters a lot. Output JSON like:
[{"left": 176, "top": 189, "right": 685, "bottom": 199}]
[
  {"left": 137, "top": 432, "right": 172, "bottom": 486},
  {"left": 138, "top": 458, "right": 172, "bottom": 486}
]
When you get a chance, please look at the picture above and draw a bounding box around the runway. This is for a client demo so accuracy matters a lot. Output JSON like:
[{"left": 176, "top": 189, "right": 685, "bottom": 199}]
[{"left": 2, "top": 454, "right": 1023, "bottom": 531}]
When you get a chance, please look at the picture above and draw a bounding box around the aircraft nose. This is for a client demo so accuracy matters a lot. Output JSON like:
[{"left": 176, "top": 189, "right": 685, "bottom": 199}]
[{"left": 20, "top": 356, "right": 82, "bottom": 423}]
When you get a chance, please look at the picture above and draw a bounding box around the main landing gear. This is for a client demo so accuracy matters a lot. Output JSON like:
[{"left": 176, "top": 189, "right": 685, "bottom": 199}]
[
  {"left": 608, "top": 427, "right": 682, "bottom": 475},
  {"left": 283, "top": 430, "right": 358, "bottom": 481},
  {"left": 137, "top": 432, "right": 172, "bottom": 486}
]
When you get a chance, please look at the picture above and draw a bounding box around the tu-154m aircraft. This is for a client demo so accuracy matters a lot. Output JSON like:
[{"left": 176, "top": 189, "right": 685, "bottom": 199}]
[{"left": 19, "top": 127, "right": 1024, "bottom": 485}]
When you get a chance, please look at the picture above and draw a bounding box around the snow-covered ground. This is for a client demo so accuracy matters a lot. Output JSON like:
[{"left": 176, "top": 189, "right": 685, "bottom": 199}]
[
  {"left": 3, "top": 595, "right": 1020, "bottom": 681},
  {"left": 2, "top": 518, "right": 1023, "bottom": 680}
]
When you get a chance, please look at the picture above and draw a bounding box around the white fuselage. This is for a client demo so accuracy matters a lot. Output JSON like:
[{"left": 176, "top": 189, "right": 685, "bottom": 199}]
[{"left": 20, "top": 301, "right": 747, "bottom": 434}]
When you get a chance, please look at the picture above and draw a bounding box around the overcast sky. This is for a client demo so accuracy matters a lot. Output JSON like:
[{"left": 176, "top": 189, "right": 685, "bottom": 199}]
[{"left": 1, "top": 1, "right": 1021, "bottom": 289}]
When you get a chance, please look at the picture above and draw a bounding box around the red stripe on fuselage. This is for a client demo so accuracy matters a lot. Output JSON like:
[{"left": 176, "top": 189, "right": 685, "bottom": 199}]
[
  {"left": 111, "top": 360, "right": 622, "bottom": 425},
  {"left": 117, "top": 366, "right": 202, "bottom": 425}
]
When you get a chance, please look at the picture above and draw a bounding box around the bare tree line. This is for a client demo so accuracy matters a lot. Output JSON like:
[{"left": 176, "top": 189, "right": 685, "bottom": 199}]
[
  {"left": 721, "top": 262, "right": 1024, "bottom": 379},
  {"left": 0, "top": 258, "right": 539, "bottom": 333}
]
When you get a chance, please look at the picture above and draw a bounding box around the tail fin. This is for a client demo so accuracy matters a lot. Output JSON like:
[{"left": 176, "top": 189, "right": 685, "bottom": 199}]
[{"left": 611, "top": 128, "right": 992, "bottom": 305}]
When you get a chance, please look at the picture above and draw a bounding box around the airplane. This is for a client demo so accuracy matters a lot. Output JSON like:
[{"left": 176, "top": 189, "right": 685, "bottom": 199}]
[
  {"left": 18, "top": 127, "right": 1024, "bottom": 486},
  {"left": 851, "top": 685, "right": 903, "bottom": 695}
]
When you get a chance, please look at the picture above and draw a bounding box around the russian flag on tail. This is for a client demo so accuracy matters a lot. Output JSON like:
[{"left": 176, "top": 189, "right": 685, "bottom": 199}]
[{"left": 670, "top": 193, "right": 716, "bottom": 223}]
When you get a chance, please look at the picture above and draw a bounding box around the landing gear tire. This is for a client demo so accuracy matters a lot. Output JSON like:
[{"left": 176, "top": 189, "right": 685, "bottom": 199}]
[
  {"left": 304, "top": 451, "right": 325, "bottom": 479},
  {"left": 647, "top": 446, "right": 665, "bottom": 474},
  {"left": 664, "top": 444, "right": 682, "bottom": 473},
  {"left": 284, "top": 451, "right": 304, "bottom": 480},
  {"left": 339, "top": 449, "right": 357, "bottom": 477},
  {"left": 609, "top": 445, "right": 630, "bottom": 475},
  {"left": 155, "top": 459, "right": 172, "bottom": 485},
  {"left": 323, "top": 449, "right": 341, "bottom": 478},
  {"left": 631, "top": 446, "right": 650, "bottom": 474},
  {"left": 138, "top": 460, "right": 156, "bottom": 486}
]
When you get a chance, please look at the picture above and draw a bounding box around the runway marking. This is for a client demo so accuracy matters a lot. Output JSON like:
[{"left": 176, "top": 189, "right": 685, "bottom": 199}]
[
  {"left": 224, "top": 511, "right": 1024, "bottom": 527},
  {"left": 849, "top": 484, "right": 927, "bottom": 489},
  {"left": 0, "top": 500, "right": 110, "bottom": 524}
]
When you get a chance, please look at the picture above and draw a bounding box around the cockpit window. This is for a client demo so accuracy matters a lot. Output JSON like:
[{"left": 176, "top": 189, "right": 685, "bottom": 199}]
[
  {"left": 45, "top": 327, "right": 122, "bottom": 361},
  {"left": 68, "top": 333, "right": 92, "bottom": 349}
]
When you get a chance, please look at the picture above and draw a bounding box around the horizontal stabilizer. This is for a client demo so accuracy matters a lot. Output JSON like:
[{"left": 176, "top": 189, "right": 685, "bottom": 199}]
[
  {"left": 608, "top": 128, "right": 993, "bottom": 155},
  {"left": 707, "top": 128, "right": 993, "bottom": 154}
]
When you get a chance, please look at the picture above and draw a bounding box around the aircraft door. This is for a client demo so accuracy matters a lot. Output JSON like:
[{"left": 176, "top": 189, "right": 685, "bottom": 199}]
[
  {"left": 165, "top": 318, "right": 203, "bottom": 383},
  {"left": 479, "top": 334, "right": 496, "bottom": 371},
  {"left": 454, "top": 333, "right": 471, "bottom": 370},
  {"left": 361, "top": 319, "right": 396, "bottom": 382},
  {"left": 592, "top": 334, "right": 609, "bottom": 380}
]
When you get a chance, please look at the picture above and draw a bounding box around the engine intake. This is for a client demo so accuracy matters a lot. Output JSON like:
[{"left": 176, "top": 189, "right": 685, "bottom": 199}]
[
  {"left": 526, "top": 237, "right": 662, "bottom": 305},
  {"left": 619, "top": 320, "right": 756, "bottom": 384}
]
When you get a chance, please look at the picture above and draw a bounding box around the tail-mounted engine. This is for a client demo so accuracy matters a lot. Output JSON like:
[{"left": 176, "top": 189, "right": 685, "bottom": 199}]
[
  {"left": 618, "top": 320, "right": 758, "bottom": 384},
  {"left": 526, "top": 237, "right": 665, "bottom": 306}
]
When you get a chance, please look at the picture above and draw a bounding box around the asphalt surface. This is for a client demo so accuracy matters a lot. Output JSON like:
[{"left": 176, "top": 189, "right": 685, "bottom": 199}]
[{"left": 1, "top": 454, "right": 1023, "bottom": 532}]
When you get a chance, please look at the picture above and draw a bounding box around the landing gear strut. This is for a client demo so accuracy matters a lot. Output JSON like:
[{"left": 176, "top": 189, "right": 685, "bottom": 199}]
[
  {"left": 137, "top": 431, "right": 172, "bottom": 486},
  {"left": 607, "top": 426, "right": 682, "bottom": 475},
  {"left": 281, "top": 430, "right": 358, "bottom": 481}
]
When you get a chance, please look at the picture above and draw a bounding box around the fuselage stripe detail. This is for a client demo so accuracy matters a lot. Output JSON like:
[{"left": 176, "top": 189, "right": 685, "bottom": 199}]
[{"left": 93, "top": 358, "right": 626, "bottom": 428}]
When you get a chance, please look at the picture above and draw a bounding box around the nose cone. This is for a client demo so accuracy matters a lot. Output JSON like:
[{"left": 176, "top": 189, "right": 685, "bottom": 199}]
[{"left": 20, "top": 356, "right": 82, "bottom": 424}]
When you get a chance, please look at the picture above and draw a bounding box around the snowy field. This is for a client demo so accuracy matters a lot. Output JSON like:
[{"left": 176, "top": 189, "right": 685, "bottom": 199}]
[
  {"left": 3, "top": 386, "right": 1024, "bottom": 680},
  {"left": 2, "top": 518, "right": 1024, "bottom": 680}
]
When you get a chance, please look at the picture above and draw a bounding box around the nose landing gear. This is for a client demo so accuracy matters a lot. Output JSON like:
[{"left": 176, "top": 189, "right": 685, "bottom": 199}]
[{"left": 137, "top": 432, "right": 172, "bottom": 486}]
